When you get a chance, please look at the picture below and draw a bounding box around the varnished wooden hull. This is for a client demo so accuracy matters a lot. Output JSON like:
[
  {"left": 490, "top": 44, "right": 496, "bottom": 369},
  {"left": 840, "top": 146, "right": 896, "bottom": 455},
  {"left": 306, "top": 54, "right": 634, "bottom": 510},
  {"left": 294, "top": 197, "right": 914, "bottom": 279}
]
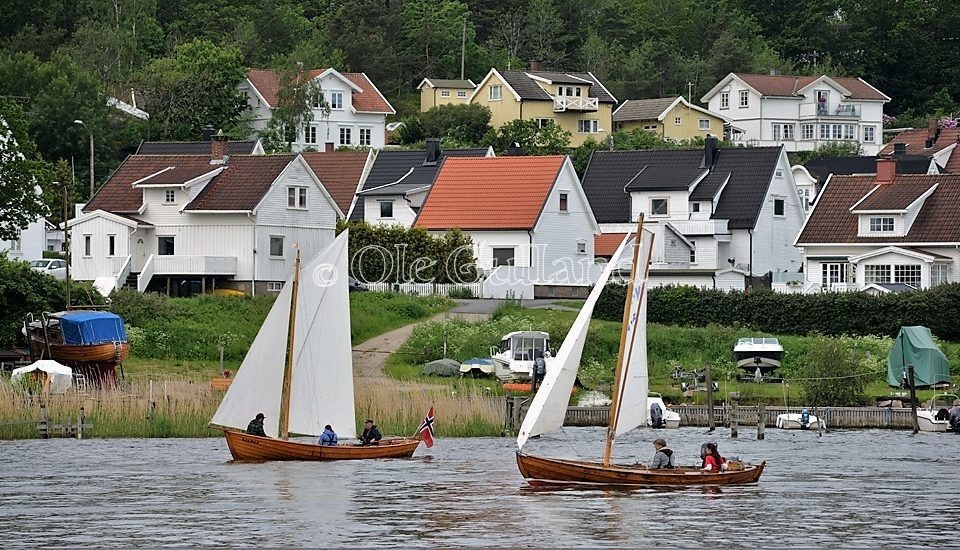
[
  {"left": 516, "top": 452, "right": 765, "bottom": 487},
  {"left": 28, "top": 334, "right": 129, "bottom": 364},
  {"left": 223, "top": 430, "right": 421, "bottom": 461}
]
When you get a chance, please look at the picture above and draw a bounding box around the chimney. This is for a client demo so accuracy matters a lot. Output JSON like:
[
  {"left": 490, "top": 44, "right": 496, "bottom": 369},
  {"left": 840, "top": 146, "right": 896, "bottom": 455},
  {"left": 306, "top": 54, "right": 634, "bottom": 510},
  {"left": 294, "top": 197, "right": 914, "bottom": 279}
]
[
  {"left": 202, "top": 124, "right": 215, "bottom": 142},
  {"left": 700, "top": 134, "right": 718, "bottom": 169},
  {"left": 324, "top": 142, "right": 335, "bottom": 153},
  {"left": 770, "top": 68, "right": 782, "bottom": 76},
  {"left": 876, "top": 156, "right": 896, "bottom": 185},
  {"left": 210, "top": 129, "right": 228, "bottom": 162},
  {"left": 925, "top": 119, "right": 940, "bottom": 148},
  {"left": 423, "top": 138, "right": 441, "bottom": 165},
  {"left": 529, "top": 59, "right": 542, "bottom": 72},
  {"left": 893, "top": 142, "right": 906, "bottom": 155},
  {"left": 505, "top": 142, "right": 523, "bottom": 156}
]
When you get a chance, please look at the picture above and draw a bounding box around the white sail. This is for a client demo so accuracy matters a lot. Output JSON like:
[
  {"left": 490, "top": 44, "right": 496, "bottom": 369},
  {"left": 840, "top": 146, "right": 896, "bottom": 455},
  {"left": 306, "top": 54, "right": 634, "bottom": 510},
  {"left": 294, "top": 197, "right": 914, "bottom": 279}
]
[
  {"left": 613, "top": 230, "right": 654, "bottom": 436},
  {"left": 210, "top": 277, "right": 293, "bottom": 437},
  {"left": 288, "top": 231, "right": 357, "bottom": 439},
  {"left": 517, "top": 234, "right": 633, "bottom": 450}
]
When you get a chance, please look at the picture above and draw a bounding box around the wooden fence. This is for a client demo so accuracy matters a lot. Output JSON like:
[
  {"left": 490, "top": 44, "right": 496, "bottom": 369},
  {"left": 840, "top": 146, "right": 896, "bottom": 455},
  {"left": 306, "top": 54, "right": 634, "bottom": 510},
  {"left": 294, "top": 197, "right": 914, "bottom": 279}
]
[{"left": 564, "top": 405, "right": 918, "bottom": 429}]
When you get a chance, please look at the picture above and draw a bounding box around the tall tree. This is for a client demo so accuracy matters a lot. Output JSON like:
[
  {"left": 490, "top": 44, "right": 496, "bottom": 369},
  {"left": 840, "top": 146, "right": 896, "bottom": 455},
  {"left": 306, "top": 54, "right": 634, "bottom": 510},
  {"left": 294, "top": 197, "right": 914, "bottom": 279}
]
[
  {"left": 524, "top": 0, "right": 564, "bottom": 67},
  {"left": 0, "top": 98, "right": 50, "bottom": 241}
]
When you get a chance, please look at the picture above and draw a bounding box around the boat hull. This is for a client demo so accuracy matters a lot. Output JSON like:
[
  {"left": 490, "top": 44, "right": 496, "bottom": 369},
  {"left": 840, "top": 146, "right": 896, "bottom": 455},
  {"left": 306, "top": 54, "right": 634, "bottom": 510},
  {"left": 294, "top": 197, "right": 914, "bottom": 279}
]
[
  {"left": 776, "top": 414, "right": 825, "bottom": 430},
  {"left": 516, "top": 453, "right": 765, "bottom": 487},
  {"left": 223, "top": 430, "right": 421, "bottom": 461},
  {"left": 916, "top": 411, "right": 949, "bottom": 432}
]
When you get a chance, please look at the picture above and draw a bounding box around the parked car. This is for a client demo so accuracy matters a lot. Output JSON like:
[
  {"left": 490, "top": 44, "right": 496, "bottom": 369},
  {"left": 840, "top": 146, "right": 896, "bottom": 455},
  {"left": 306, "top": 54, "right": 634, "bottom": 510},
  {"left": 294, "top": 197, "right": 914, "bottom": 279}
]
[
  {"left": 348, "top": 276, "right": 368, "bottom": 292},
  {"left": 29, "top": 259, "right": 69, "bottom": 280}
]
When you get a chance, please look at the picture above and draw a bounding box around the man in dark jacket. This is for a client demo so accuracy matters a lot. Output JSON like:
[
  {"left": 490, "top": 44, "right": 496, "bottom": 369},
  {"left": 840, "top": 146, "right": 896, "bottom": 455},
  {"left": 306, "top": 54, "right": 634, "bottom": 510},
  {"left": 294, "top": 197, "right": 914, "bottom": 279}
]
[
  {"left": 246, "top": 413, "right": 267, "bottom": 437},
  {"left": 359, "top": 419, "right": 382, "bottom": 445}
]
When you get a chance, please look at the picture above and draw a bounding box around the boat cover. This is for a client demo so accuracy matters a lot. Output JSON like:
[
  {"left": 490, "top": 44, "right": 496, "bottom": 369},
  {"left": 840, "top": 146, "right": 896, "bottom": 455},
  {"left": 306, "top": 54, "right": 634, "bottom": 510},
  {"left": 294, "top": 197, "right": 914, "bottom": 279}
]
[
  {"left": 57, "top": 311, "right": 127, "bottom": 345},
  {"left": 887, "top": 326, "right": 950, "bottom": 387},
  {"left": 12, "top": 360, "right": 73, "bottom": 394}
]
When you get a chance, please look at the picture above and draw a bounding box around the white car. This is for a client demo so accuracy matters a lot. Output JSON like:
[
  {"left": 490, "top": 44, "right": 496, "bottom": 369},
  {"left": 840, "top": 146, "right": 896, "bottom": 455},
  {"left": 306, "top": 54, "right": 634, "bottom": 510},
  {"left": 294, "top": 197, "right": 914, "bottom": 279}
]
[{"left": 29, "top": 259, "right": 69, "bottom": 280}]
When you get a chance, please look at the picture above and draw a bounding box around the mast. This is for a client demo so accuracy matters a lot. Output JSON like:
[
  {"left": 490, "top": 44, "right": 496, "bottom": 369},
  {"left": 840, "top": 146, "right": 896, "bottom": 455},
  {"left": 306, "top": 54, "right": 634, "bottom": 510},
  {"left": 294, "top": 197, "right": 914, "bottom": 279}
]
[
  {"left": 278, "top": 249, "right": 301, "bottom": 440},
  {"left": 603, "top": 215, "right": 645, "bottom": 466}
]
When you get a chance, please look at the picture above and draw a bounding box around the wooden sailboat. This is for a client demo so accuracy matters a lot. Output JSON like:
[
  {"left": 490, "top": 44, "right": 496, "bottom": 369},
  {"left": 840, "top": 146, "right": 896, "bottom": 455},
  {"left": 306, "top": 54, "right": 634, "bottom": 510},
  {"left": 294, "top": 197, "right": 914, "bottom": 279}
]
[
  {"left": 516, "top": 216, "right": 765, "bottom": 486},
  {"left": 211, "top": 231, "right": 421, "bottom": 460},
  {"left": 22, "top": 311, "right": 129, "bottom": 385}
]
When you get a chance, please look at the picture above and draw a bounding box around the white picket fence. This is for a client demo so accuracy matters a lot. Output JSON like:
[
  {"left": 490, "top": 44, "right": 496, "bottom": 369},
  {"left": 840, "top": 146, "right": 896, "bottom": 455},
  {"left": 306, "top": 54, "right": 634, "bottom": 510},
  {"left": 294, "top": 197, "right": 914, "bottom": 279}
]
[{"left": 366, "top": 281, "right": 485, "bottom": 298}]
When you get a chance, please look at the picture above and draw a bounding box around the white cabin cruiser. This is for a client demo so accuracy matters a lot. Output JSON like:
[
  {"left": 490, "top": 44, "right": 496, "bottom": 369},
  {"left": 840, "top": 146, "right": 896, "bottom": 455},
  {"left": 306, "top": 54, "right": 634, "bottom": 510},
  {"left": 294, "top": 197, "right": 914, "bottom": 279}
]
[
  {"left": 490, "top": 331, "right": 550, "bottom": 381},
  {"left": 734, "top": 337, "right": 784, "bottom": 374},
  {"left": 916, "top": 393, "right": 960, "bottom": 433},
  {"left": 776, "top": 409, "right": 826, "bottom": 430}
]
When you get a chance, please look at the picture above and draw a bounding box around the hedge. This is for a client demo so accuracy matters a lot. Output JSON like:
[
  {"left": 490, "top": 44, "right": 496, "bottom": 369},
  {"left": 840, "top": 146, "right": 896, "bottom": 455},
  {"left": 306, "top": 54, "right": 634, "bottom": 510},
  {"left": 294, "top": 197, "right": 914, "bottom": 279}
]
[{"left": 595, "top": 283, "right": 960, "bottom": 341}]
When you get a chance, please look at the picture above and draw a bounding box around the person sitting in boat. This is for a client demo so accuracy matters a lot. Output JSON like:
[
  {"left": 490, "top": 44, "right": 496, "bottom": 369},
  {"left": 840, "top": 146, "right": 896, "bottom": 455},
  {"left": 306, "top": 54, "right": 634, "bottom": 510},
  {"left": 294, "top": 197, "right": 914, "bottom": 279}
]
[
  {"left": 319, "top": 424, "right": 338, "bottom": 446},
  {"left": 246, "top": 413, "right": 267, "bottom": 437},
  {"left": 701, "top": 442, "right": 727, "bottom": 472},
  {"left": 650, "top": 438, "right": 674, "bottom": 469},
  {"left": 359, "top": 419, "right": 382, "bottom": 446}
]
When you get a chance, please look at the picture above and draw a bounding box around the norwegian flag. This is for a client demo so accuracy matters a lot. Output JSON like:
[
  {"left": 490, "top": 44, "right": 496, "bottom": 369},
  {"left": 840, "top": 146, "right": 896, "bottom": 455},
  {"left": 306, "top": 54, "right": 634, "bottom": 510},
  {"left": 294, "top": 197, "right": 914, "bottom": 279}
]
[{"left": 417, "top": 406, "right": 436, "bottom": 448}]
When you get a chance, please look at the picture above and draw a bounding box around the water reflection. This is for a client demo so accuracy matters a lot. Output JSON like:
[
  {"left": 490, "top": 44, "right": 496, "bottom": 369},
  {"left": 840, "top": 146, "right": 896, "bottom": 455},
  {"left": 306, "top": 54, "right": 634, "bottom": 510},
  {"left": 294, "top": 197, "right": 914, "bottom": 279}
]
[{"left": 0, "top": 428, "right": 958, "bottom": 547}]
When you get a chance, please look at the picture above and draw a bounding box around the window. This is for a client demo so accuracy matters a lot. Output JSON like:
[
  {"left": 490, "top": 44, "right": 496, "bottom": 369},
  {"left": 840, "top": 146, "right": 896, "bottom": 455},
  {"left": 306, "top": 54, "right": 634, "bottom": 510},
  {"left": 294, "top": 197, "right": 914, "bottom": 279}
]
[
  {"left": 330, "top": 91, "right": 344, "bottom": 110},
  {"left": 894, "top": 264, "right": 922, "bottom": 287},
  {"left": 559, "top": 193, "right": 568, "bottom": 212},
  {"left": 267, "top": 281, "right": 283, "bottom": 293},
  {"left": 782, "top": 124, "right": 794, "bottom": 140},
  {"left": 534, "top": 118, "right": 554, "bottom": 128},
  {"left": 802, "top": 124, "right": 815, "bottom": 140},
  {"left": 821, "top": 263, "right": 849, "bottom": 285},
  {"left": 83, "top": 235, "right": 91, "bottom": 256},
  {"left": 843, "top": 124, "right": 856, "bottom": 140},
  {"left": 9, "top": 231, "right": 21, "bottom": 252},
  {"left": 304, "top": 125, "right": 317, "bottom": 145},
  {"left": 864, "top": 265, "right": 891, "bottom": 284},
  {"left": 165, "top": 190, "right": 176, "bottom": 203},
  {"left": 440, "top": 90, "right": 451, "bottom": 98},
  {"left": 577, "top": 241, "right": 587, "bottom": 254},
  {"left": 772, "top": 124, "right": 794, "bottom": 141},
  {"left": 651, "top": 198, "right": 668, "bottom": 216},
  {"left": 457, "top": 90, "right": 467, "bottom": 98},
  {"left": 863, "top": 126, "right": 875, "bottom": 143},
  {"left": 819, "top": 124, "right": 830, "bottom": 140},
  {"left": 720, "top": 92, "right": 729, "bottom": 109},
  {"left": 578, "top": 119, "right": 598, "bottom": 133},
  {"left": 869, "top": 217, "right": 894, "bottom": 232},
  {"left": 931, "top": 264, "right": 948, "bottom": 287},
  {"left": 816, "top": 90, "right": 830, "bottom": 114},
  {"left": 774, "top": 198, "right": 785, "bottom": 216},
  {"left": 489, "top": 85, "right": 502, "bottom": 100},
  {"left": 359, "top": 127, "right": 372, "bottom": 146},
  {"left": 689, "top": 242, "right": 696, "bottom": 264},
  {"left": 674, "top": 116, "right": 682, "bottom": 126},
  {"left": 799, "top": 188, "right": 812, "bottom": 211},
  {"left": 379, "top": 201, "right": 393, "bottom": 218},
  {"left": 739, "top": 90, "right": 749, "bottom": 108},
  {"left": 643, "top": 124, "right": 657, "bottom": 131},
  {"left": 108, "top": 235, "right": 116, "bottom": 256},
  {"left": 288, "top": 187, "right": 307, "bottom": 209},
  {"left": 157, "top": 236, "right": 175, "bottom": 256},
  {"left": 831, "top": 124, "right": 843, "bottom": 140},
  {"left": 268, "top": 236, "right": 284, "bottom": 257},
  {"left": 691, "top": 203, "right": 700, "bottom": 213},
  {"left": 775, "top": 169, "right": 784, "bottom": 178},
  {"left": 339, "top": 127, "right": 352, "bottom": 145},
  {"left": 492, "top": 247, "right": 515, "bottom": 267},
  {"left": 699, "top": 119, "right": 710, "bottom": 130}
]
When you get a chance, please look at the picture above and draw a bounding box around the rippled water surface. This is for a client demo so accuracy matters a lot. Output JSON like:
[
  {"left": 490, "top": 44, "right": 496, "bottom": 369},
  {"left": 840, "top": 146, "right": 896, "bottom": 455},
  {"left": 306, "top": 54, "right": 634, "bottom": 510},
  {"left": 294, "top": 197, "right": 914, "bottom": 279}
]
[{"left": 2, "top": 428, "right": 957, "bottom": 547}]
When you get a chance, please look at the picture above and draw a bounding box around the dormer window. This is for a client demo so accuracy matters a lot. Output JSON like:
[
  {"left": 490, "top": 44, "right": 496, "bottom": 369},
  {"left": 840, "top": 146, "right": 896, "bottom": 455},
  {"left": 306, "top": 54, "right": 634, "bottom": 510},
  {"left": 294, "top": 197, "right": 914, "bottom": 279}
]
[
  {"left": 330, "top": 91, "right": 344, "bottom": 110},
  {"left": 720, "top": 92, "right": 729, "bottom": 109},
  {"left": 651, "top": 198, "right": 668, "bottom": 216},
  {"left": 739, "top": 90, "right": 749, "bottom": 108},
  {"left": 165, "top": 190, "right": 176, "bottom": 204},
  {"left": 869, "top": 217, "right": 894, "bottom": 232}
]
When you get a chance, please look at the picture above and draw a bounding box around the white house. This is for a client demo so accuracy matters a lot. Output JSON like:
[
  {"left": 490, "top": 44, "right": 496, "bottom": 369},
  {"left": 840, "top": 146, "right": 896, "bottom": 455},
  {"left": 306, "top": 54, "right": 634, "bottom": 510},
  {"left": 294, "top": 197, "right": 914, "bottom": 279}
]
[
  {"left": 583, "top": 138, "right": 806, "bottom": 290},
  {"left": 701, "top": 72, "right": 890, "bottom": 155},
  {"left": 795, "top": 157, "right": 960, "bottom": 293},
  {"left": 2, "top": 218, "right": 45, "bottom": 263},
  {"left": 74, "top": 137, "right": 343, "bottom": 296},
  {"left": 414, "top": 155, "right": 599, "bottom": 297},
  {"left": 239, "top": 68, "right": 395, "bottom": 152}
]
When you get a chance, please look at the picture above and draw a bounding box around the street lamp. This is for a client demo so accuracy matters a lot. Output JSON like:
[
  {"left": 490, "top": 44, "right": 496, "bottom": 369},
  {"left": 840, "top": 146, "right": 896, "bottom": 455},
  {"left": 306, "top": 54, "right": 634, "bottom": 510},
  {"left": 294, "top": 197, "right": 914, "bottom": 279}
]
[{"left": 74, "top": 119, "right": 94, "bottom": 198}]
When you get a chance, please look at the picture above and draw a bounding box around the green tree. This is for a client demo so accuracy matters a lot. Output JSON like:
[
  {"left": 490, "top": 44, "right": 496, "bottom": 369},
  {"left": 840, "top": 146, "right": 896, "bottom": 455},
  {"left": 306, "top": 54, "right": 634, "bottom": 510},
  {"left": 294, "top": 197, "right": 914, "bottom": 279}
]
[
  {"left": 797, "top": 337, "right": 868, "bottom": 407},
  {"left": 261, "top": 62, "right": 330, "bottom": 152},
  {"left": 0, "top": 98, "right": 50, "bottom": 241},
  {"left": 420, "top": 103, "right": 491, "bottom": 146},
  {"left": 524, "top": 0, "right": 564, "bottom": 67},
  {"left": 0, "top": 254, "right": 67, "bottom": 348},
  {"left": 482, "top": 119, "right": 570, "bottom": 155},
  {"left": 791, "top": 140, "right": 863, "bottom": 165},
  {"left": 401, "top": 0, "right": 473, "bottom": 79}
]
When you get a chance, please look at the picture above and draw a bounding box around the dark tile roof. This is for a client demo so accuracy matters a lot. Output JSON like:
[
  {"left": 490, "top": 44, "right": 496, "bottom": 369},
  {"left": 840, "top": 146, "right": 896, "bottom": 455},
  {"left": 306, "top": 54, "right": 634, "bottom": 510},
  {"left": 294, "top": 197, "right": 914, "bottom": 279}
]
[
  {"left": 349, "top": 148, "right": 488, "bottom": 221},
  {"left": 582, "top": 147, "right": 782, "bottom": 229},
  {"left": 136, "top": 140, "right": 259, "bottom": 155},
  {"left": 185, "top": 155, "right": 295, "bottom": 211},
  {"left": 500, "top": 71, "right": 616, "bottom": 103},
  {"left": 135, "top": 165, "right": 220, "bottom": 186},
  {"left": 797, "top": 174, "right": 960, "bottom": 244},
  {"left": 852, "top": 181, "right": 937, "bottom": 211},
  {"left": 803, "top": 156, "right": 930, "bottom": 184},
  {"left": 735, "top": 74, "right": 888, "bottom": 100},
  {"left": 85, "top": 155, "right": 216, "bottom": 213},
  {"left": 301, "top": 151, "right": 369, "bottom": 215},
  {"left": 613, "top": 97, "right": 678, "bottom": 122}
]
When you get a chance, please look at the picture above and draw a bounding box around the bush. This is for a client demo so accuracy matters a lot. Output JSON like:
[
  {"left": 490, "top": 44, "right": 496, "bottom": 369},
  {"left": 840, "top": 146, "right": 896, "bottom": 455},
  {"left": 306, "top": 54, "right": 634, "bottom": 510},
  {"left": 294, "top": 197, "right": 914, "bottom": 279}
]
[
  {"left": 420, "top": 103, "right": 491, "bottom": 146},
  {"left": 796, "top": 337, "right": 870, "bottom": 406},
  {"left": 447, "top": 286, "right": 474, "bottom": 299}
]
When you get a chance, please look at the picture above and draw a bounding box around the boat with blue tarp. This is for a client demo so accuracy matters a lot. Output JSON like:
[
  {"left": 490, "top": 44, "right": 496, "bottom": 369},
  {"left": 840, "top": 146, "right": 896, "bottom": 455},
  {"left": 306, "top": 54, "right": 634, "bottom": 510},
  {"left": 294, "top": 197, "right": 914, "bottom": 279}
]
[{"left": 23, "top": 311, "right": 129, "bottom": 384}]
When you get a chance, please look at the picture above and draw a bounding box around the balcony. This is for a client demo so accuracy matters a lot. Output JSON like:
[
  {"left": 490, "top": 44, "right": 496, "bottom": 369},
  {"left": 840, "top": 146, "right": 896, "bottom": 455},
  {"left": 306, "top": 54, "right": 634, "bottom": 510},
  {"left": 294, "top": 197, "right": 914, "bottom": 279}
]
[
  {"left": 801, "top": 103, "right": 860, "bottom": 119},
  {"left": 553, "top": 96, "right": 598, "bottom": 112},
  {"left": 152, "top": 255, "right": 238, "bottom": 275}
]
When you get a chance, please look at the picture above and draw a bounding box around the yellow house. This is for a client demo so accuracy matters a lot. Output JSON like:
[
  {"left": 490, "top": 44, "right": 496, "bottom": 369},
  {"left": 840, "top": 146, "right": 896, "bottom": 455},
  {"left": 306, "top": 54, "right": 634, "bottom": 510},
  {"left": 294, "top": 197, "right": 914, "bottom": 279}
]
[
  {"left": 468, "top": 68, "right": 617, "bottom": 147},
  {"left": 613, "top": 96, "right": 729, "bottom": 141},
  {"left": 418, "top": 78, "right": 477, "bottom": 112}
]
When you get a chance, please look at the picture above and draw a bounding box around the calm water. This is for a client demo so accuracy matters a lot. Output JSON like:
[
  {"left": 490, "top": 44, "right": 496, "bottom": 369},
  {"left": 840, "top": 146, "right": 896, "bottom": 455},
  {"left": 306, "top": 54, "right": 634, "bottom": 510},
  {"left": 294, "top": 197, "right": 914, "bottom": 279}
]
[{"left": 1, "top": 427, "right": 957, "bottom": 547}]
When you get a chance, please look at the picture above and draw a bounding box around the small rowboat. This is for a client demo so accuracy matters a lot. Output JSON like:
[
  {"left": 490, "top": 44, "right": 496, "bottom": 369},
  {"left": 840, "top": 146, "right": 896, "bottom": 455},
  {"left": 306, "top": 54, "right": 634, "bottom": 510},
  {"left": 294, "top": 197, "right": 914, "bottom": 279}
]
[{"left": 517, "top": 453, "right": 766, "bottom": 487}]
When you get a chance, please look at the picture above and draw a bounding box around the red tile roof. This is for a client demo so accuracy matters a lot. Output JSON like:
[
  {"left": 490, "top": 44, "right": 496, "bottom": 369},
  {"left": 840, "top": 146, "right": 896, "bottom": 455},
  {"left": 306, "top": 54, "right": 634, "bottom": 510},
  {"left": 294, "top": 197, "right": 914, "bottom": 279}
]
[
  {"left": 735, "top": 74, "right": 888, "bottom": 100},
  {"left": 185, "top": 155, "right": 295, "bottom": 211},
  {"left": 595, "top": 233, "right": 627, "bottom": 257},
  {"left": 301, "top": 151, "right": 369, "bottom": 214},
  {"left": 246, "top": 69, "right": 394, "bottom": 113},
  {"left": 797, "top": 174, "right": 960, "bottom": 244},
  {"left": 414, "top": 156, "right": 566, "bottom": 231},
  {"left": 852, "top": 181, "right": 937, "bottom": 211},
  {"left": 880, "top": 127, "right": 960, "bottom": 156},
  {"left": 85, "top": 155, "right": 215, "bottom": 213}
]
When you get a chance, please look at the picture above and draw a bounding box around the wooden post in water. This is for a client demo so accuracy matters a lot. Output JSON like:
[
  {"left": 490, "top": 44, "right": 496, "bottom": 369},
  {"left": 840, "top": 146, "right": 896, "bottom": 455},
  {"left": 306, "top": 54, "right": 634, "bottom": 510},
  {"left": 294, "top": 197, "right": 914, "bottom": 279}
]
[
  {"left": 908, "top": 365, "right": 919, "bottom": 434},
  {"left": 730, "top": 393, "right": 739, "bottom": 438},
  {"left": 757, "top": 403, "right": 765, "bottom": 440},
  {"left": 705, "top": 364, "right": 715, "bottom": 432},
  {"left": 40, "top": 403, "right": 49, "bottom": 439},
  {"left": 77, "top": 406, "right": 84, "bottom": 439}
]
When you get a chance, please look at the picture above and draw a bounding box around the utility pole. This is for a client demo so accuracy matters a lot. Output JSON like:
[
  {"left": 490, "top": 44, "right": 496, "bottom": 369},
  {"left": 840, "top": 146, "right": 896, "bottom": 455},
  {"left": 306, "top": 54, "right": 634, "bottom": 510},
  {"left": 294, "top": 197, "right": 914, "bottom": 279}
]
[
  {"left": 687, "top": 81, "right": 693, "bottom": 101},
  {"left": 60, "top": 181, "right": 71, "bottom": 308},
  {"left": 460, "top": 14, "right": 467, "bottom": 80}
]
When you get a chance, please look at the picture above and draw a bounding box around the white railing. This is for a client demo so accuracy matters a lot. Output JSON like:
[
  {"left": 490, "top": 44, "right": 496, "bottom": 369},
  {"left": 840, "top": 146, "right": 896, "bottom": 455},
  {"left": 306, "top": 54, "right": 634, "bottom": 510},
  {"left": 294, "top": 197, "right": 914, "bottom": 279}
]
[
  {"left": 151, "top": 255, "right": 238, "bottom": 276},
  {"left": 365, "top": 281, "right": 484, "bottom": 298},
  {"left": 138, "top": 254, "right": 156, "bottom": 292},
  {"left": 553, "top": 96, "right": 598, "bottom": 112},
  {"left": 114, "top": 255, "right": 132, "bottom": 292}
]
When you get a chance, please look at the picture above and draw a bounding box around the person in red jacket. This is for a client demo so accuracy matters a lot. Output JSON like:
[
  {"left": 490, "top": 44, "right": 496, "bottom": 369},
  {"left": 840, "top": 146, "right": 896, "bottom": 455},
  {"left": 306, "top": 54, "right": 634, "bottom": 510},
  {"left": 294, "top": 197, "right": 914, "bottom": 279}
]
[{"left": 701, "top": 442, "right": 726, "bottom": 471}]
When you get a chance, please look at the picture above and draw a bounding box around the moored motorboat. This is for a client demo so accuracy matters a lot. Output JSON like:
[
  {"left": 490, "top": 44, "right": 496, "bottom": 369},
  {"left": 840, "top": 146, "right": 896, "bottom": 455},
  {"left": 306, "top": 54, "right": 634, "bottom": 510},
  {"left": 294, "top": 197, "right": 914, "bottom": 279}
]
[
  {"left": 490, "top": 331, "right": 551, "bottom": 381},
  {"left": 916, "top": 393, "right": 960, "bottom": 433},
  {"left": 776, "top": 410, "right": 826, "bottom": 430},
  {"left": 733, "top": 337, "right": 783, "bottom": 373},
  {"left": 648, "top": 392, "right": 681, "bottom": 429}
]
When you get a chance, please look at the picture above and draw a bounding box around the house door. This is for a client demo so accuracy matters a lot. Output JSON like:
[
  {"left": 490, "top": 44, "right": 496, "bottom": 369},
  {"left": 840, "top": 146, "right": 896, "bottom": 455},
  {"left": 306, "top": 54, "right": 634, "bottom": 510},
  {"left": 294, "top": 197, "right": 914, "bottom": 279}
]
[{"left": 158, "top": 236, "right": 175, "bottom": 256}]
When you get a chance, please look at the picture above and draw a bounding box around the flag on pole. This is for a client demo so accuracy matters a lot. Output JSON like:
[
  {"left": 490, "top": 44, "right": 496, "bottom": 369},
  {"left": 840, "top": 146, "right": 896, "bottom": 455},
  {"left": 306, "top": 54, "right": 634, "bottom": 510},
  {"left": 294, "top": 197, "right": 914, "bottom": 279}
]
[{"left": 417, "top": 406, "right": 435, "bottom": 448}]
